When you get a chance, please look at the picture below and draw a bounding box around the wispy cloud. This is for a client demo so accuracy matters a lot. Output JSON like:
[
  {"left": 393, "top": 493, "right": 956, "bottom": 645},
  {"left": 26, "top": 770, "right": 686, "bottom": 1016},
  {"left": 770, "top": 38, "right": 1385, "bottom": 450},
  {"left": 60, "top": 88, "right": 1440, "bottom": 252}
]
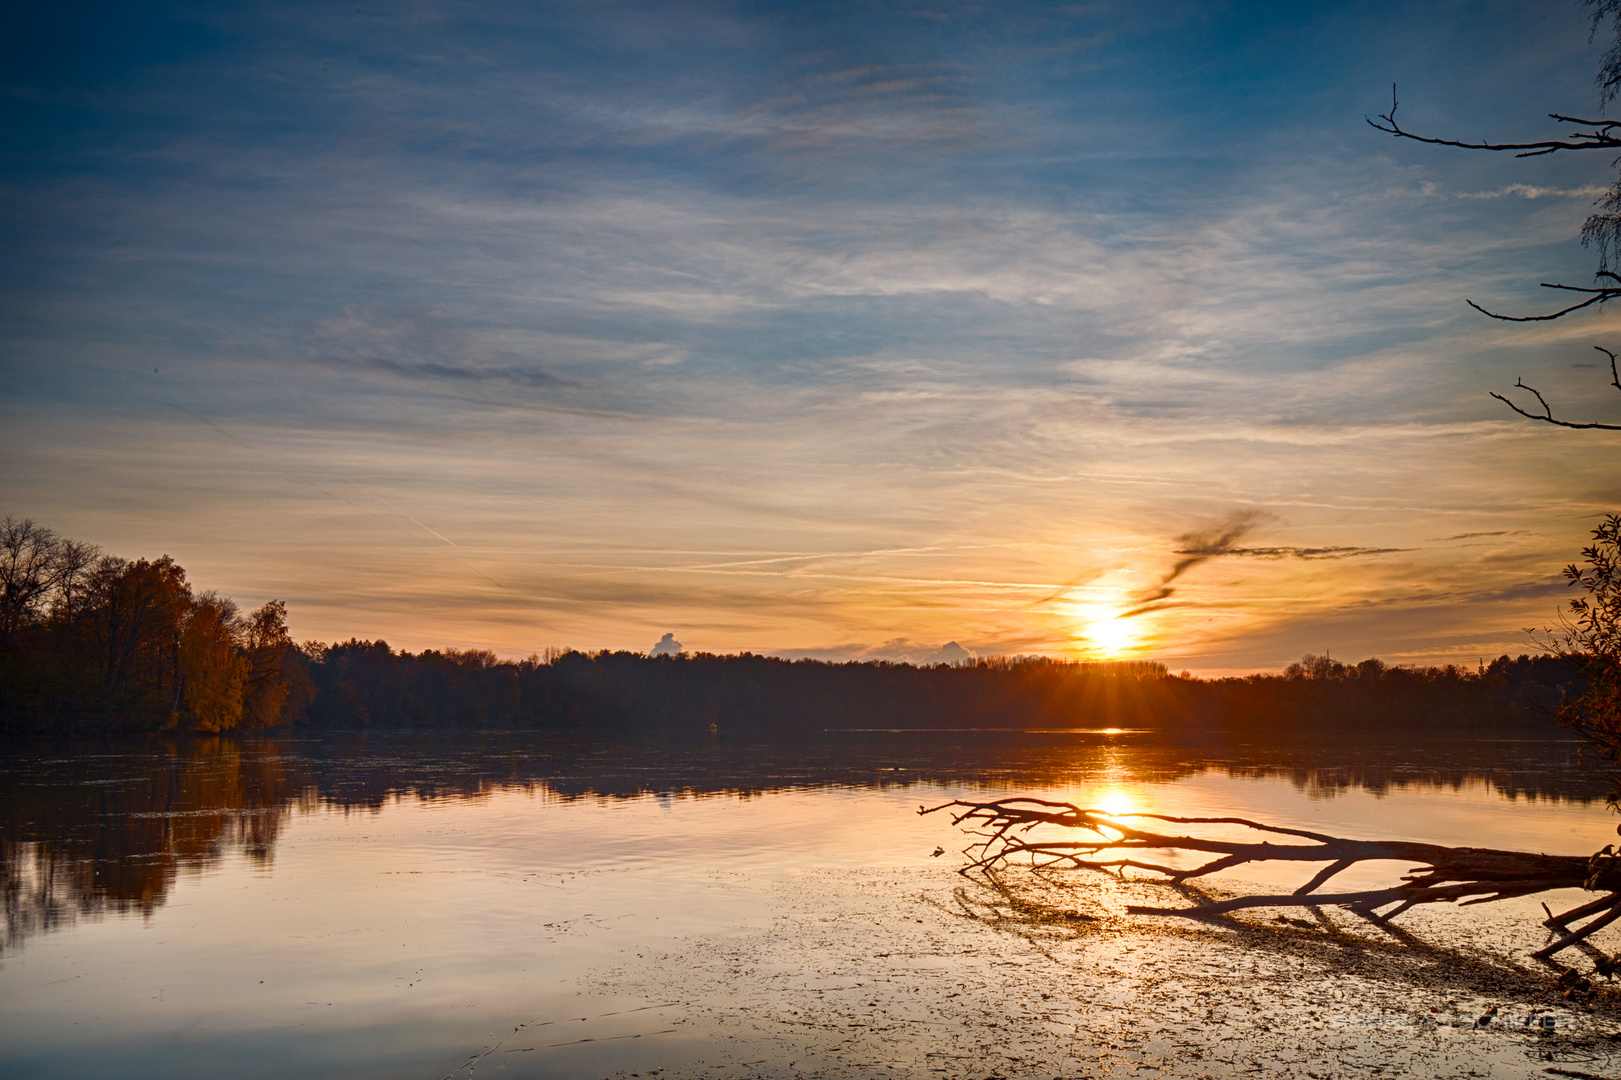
[{"left": 1455, "top": 184, "right": 1609, "bottom": 200}]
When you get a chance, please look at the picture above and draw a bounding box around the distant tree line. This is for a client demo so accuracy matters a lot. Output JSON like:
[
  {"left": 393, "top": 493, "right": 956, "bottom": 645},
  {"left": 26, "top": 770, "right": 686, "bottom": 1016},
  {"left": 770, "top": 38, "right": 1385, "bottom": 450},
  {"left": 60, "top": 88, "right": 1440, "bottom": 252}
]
[
  {"left": 0, "top": 518, "right": 1585, "bottom": 737},
  {"left": 284, "top": 643, "right": 1577, "bottom": 738}
]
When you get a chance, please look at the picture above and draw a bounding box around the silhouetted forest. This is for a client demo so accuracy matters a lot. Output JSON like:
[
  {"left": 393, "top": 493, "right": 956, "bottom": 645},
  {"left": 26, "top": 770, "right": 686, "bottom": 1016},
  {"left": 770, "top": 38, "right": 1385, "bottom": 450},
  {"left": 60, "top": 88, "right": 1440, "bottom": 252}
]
[
  {"left": 0, "top": 518, "right": 1586, "bottom": 737},
  {"left": 283, "top": 643, "right": 1580, "bottom": 738}
]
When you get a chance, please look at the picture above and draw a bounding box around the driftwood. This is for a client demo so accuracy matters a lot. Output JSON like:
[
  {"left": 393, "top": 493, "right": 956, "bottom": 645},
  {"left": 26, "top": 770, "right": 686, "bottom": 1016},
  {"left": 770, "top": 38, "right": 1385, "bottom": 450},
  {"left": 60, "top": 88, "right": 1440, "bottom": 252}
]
[{"left": 922, "top": 796, "right": 1621, "bottom": 961}]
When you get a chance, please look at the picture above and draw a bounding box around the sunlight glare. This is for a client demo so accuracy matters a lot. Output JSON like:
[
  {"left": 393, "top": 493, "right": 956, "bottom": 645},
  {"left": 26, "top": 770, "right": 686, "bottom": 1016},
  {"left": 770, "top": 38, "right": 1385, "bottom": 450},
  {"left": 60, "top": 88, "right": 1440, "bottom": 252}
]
[
  {"left": 1085, "top": 614, "right": 1140, "bottom": 658},
  {"left": 1088, "top": 786, "right": 1138, "bottom": 818}
]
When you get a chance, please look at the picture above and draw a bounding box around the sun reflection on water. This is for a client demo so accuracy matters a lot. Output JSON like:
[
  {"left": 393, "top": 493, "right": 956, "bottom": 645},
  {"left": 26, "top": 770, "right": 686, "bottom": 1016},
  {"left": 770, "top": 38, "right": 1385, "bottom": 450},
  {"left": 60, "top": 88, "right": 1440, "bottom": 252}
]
[{"left": 1079, "top": 784, "right": 1140, "bottom": 818}]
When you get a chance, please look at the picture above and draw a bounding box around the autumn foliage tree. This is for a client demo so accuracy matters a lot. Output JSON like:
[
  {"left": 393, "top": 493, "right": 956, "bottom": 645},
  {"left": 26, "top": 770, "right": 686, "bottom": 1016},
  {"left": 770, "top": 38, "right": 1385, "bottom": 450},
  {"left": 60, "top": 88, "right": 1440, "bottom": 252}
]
[
  {"left": 240, "top": 599, "right": 314, "bottom": 729},
  {"left": 80, "top": 554, "right": 190, "bottom": 721},
  {"left": 180, "top": 593, "right": 247, "bottom": 732},
  {"left": 0, "top": 516, "right": 307, "bottom": 733}
]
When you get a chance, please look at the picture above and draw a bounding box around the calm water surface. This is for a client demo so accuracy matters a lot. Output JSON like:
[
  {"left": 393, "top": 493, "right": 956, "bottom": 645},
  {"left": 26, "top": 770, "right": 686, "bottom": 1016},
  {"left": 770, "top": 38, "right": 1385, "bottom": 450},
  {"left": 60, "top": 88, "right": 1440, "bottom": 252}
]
[{"left": 0, "top": 730, "right": 1613, "bottom": 1078}]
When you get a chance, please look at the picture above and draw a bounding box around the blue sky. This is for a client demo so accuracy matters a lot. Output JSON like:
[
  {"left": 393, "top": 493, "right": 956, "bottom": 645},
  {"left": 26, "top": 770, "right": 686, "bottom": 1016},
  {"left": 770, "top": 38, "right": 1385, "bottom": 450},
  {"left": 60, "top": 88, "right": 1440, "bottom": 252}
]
[{"left": 4, "top": 0, "right": 1619, "bottom": 670}]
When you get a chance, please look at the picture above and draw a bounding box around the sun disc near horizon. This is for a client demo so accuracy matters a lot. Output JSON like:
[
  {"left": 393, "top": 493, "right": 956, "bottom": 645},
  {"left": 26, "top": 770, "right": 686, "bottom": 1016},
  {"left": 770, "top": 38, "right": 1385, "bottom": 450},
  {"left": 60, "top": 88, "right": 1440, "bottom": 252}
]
[{"left": 1085, "top": 613, "right": 1140, "bottom": 658}]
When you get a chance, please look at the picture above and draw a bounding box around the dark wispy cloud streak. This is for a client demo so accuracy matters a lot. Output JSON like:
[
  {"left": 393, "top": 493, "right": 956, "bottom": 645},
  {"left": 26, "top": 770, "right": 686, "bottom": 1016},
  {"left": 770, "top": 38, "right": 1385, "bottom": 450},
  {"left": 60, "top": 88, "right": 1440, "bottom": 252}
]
[
  {"left": 1119, "top": 510, "right": 1268, "bottom": 619},
  {"left": 1120, "top": 513, "right": 1407, "bottom": 620},
  {"left": 1202, "top": 545, "right": 1408, "bottom": 560}
]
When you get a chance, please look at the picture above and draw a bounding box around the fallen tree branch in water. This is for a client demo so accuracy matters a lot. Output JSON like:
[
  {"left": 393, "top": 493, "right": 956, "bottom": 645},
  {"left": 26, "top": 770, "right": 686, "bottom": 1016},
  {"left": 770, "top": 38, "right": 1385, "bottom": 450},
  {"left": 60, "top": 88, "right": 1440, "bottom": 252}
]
[{"left": 921, "top": 796, "right": 1621, "bottom": 960}]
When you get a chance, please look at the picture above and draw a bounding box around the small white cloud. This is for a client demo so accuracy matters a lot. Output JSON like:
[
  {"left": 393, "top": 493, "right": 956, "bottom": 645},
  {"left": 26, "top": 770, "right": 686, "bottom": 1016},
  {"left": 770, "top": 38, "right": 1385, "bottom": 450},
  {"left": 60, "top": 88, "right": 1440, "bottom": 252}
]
[{"left": 650, "top": 632, "right": 683, "bottom": 656}]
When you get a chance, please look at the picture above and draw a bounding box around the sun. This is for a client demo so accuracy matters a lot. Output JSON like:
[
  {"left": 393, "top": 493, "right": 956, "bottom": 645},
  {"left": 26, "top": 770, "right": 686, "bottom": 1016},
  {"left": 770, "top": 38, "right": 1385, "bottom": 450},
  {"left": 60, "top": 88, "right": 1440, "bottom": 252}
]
[{"left": 1086, "top": 614, "right": 1140, "bottom": 658}]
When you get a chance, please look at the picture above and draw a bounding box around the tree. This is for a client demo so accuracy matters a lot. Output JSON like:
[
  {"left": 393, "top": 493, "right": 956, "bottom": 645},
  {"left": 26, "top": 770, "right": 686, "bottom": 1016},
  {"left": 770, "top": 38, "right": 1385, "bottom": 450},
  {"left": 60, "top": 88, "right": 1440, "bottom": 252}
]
[
  {"left": 178, "top": 592, "right": 247, "bottom": 732},
  {"left": 1368, "top": 0, "right": 1621, "bottom": 429},
  {"left": 0, "top": 517, "right": 62, "bottom": 641},
  {"left": 240, "top": 599, "right": 295, "bottom": 728},
  {"left": 81, "top": 555, "right": 192, "bottom": 723},
  {"left": 0, "top": 516, "right": 313, "bottom": 731},
  {"left": 1549, "top": 515, "right": 1621, "bottom": 779},
  {"left": 50, "top": 539, "right": 101, "bottom": 623},
  {"left": 0, "top": 520, "right": 103, "bottom": 642}
]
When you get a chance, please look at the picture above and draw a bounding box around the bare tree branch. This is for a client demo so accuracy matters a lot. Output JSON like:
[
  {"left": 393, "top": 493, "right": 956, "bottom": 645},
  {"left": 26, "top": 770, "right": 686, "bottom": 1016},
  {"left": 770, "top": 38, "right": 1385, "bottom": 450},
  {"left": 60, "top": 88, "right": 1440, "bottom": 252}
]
[
  {"left": 1367, "top": 87, "right": 1621, "bottom": 157},
  {"left": 1467, "top": 285, "right": 1621, "bottom": 323},
  {"left": 1371, "top": 84, "right": 1621, "bottom": 323},
  {"left": 1490, "top": 347, "right": 1621, "bottom": 431}
]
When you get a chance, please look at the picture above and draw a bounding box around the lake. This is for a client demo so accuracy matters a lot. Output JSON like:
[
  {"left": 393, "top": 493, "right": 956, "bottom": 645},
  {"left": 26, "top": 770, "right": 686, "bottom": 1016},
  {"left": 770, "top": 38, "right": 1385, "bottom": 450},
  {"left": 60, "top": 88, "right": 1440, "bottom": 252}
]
[{"left": 3, "top": 729, "right": 1619, "bottom": 1079}]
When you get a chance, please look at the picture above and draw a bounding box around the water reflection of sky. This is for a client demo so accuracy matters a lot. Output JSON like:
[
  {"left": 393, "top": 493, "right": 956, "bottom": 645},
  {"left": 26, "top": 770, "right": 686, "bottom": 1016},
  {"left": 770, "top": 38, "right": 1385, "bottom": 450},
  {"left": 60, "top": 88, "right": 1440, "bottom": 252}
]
[{"left": 1, "top": 732, "right": 1616, "bottom": 1078}]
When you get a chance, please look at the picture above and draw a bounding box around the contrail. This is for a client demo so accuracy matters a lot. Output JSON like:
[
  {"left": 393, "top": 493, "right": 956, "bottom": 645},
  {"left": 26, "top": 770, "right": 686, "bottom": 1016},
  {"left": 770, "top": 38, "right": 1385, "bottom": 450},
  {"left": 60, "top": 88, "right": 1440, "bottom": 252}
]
[{"left": 162, "top": 399, "right": 507, "bottom": 590}]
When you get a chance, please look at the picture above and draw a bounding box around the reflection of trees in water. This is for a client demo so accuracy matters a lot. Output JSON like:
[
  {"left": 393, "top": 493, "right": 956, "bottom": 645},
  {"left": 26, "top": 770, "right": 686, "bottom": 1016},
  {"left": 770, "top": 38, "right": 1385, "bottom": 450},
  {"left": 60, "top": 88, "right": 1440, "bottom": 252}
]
[
  {"left": 1213, "top": 738, "right": 1603, "bottom": 803},
  {"left": 0, "top": 731, "right": 1608, "bottom": 951},
  {"left": 2, "top": 739, "right": 303, "bottom": 951}
]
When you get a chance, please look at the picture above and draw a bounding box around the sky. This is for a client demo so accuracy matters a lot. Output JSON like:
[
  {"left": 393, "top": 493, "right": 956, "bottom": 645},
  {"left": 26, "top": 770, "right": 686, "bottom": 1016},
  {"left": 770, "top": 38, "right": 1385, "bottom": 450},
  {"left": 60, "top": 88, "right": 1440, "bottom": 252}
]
[{"left": 4, "top": 0, "right": 1621, "bottom": 673}]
